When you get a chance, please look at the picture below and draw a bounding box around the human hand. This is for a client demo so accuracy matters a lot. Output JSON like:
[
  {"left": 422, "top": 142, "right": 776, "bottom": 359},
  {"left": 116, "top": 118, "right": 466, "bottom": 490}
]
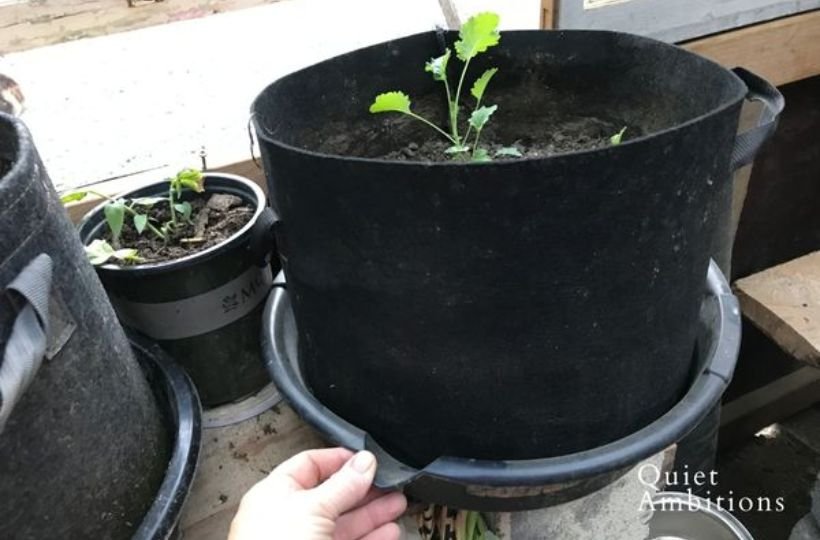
[{"left": 228, "top": 448, "right": 407, "bottom": 540}]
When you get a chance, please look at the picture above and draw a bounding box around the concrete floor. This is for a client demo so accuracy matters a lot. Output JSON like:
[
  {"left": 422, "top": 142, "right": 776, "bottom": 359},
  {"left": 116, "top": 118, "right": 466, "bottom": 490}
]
[
  {"left": 3, "top": 0, "right": 539, "bottom": 191},
  {"left": 716, "top": 403, "right": 820, "bottom": 540}
]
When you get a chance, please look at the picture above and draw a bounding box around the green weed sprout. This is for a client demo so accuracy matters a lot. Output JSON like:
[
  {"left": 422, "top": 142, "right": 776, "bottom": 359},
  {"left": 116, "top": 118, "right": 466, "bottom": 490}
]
[
  {"left": 369, "top": 12, "right": 520, "bottom": 162},
  {"left": 610, "top": 126, "right": 627, "bottom": 145},
  {"left": 61, "top": 168, "right": 205, "bottom": 265}
]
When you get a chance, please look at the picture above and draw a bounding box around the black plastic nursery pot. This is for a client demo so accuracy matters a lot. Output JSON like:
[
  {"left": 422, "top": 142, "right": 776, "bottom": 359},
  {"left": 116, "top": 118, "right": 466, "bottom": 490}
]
[
  {"left": 0, "top": 112, "right": 170, "bottom": 539},
  {"left": 130, "top": 332, "right": 202, "bottom": 540},
  {"left": 78, "top": 174, "right": 277, "bottom": 406},
  {"left": 252, "top": 30, "right": 783, "bottom": 468},
  {"left": 263, "top": 262, "right": 741, "bottom": 511}
]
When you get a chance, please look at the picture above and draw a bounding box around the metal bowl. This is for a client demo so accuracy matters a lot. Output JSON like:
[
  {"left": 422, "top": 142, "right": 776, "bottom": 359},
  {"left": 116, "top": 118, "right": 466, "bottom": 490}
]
[{"left": 648, "top": 492, "right": 754, "bottom": 540}]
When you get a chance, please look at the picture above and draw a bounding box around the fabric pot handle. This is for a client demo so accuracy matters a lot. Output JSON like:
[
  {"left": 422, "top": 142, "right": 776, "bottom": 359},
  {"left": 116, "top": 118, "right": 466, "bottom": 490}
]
[
  {"left": 0, "top": 254, "right": 53, "bottom": 434},
  {"left": 730, "top": 67, "right": 785, "bottom": 171},
  {"left": 248, "top": 207, "right": 279, "bottom": 266}
]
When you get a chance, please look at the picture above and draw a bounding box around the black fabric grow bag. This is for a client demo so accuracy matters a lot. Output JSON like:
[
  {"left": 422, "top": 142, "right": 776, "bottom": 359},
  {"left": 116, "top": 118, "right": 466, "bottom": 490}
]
[
  {"left": 252, "top": 30, "right": 782, "bottom": 467},
  {"left": 78, "top": 174, "right": 277, "bottom": 406},
  {"left": 130, "top": 332, "right": 201, "bottom": 540},
  {"left": 0, "top": 112, "right": 169, "bottom": 539},
  {"left": 262, "top": 262, "right": 741, "bottom": 510}
]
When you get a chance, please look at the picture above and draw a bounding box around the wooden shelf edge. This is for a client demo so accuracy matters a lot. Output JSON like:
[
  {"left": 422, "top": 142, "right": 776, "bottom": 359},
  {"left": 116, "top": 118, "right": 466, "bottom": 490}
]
[
  {"left": 682, "top": 10, "right": 820, "bottom": 86},
  {"left": 541, "top": 0, "right": 556, "bottom": 29},
  {"left": 720, "top": 367, "right": 820, "bottom": 449},
  {"left": 735, "top": 289, "right": 820, "bottom": 368},
  {"left": 64, "top": 159, "right": 263, "bottom": 224}
]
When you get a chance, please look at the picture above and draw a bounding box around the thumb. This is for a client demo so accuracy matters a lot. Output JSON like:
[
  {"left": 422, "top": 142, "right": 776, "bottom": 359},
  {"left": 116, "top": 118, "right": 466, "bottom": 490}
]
[{"left": 309, "top": 451, "right": 377, "bottom": 518}]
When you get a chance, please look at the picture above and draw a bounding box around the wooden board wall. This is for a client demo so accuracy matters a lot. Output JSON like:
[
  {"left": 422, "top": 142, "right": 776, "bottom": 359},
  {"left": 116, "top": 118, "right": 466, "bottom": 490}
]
[
  {"left": 683, "top": 10, "right": 820, "bottom": 87},
  {"left": 0, "top": 0, "right": 283, "bottom": 53},
  {"left": 541, "top": 0, "right": 556, "bottom": 29}
]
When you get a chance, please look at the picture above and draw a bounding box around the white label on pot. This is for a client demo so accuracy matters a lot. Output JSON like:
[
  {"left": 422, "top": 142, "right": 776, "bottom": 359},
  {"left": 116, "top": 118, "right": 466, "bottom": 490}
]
[
  {"left": 109, "top": 265, "right": 274, "bottom": 340},
  {"left": 584, "top": 0, "right": 633, "bottom": 9}
]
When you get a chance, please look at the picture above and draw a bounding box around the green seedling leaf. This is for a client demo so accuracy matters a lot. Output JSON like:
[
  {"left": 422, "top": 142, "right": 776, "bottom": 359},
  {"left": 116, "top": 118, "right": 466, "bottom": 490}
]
[
  {"left": 85, "top": 239, "right": 141, "bottom": 265},
  {"left": 133, "top": 213, "right": 148, "bottom": 234},
  {"left": 174, "top": 201, "right": 193, "bottom": 222},
  {"left": 476, "top": 512, "right": 488, "bottom": 535},
  {"left": 445, "top": 144, "right": 471, "bottom": 154},
  {"left": 466, "top": 512, "right": 478, "bottom": 540},
  {"left": 425, "top": 49, "right": 451, "bottom": 82},
  {"left": 496, "top": 146, "right": 522, "bottom": 157},
  {"left": 469, "top": 104, "right": 498, "bottom": 130},
  {"left": 369, "top": 91, "right": 412, "bottom": 114},
  {"left": 455, "top": 12, "right": 501, "bottom": 61},
  {"left": 112, "top": 248, "right": 142, "bottom": 264},
  {"left": 60, "top": 191, "right": 89, "bottom": 204},
  {"left": 470, "top": 68, "right": 498, "bottom": 102},
  {"left": 131, "top": 196, "right": 165, "bottom": 207},
  {"left": 104, "top": 200, "right": 126, "bottom": 242},
  {"left": 610, "top": 126, "right": 627, "bottom": 145},
  {"left": 85, "top": 239, "right": 115, "bottom": 265},
  {"left": 472, "top": 148, "right": 492, "bottom": 162},
  {"left": 171, "top": 169, "right": 205, "bottom": 195}
]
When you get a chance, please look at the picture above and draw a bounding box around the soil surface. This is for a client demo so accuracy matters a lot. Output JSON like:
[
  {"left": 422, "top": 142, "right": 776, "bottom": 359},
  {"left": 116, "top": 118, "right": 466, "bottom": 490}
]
[
  {"left": 307, "top": 82, "right": 644, "bottom": 162},
  {"left": 106, "top": 192, "right": 253, "bottom": 264},
  {"left": 0, "top": 158, "right": 10, "bottom": 178},
  {"left": 383, "top": 116, "right": 625, "bottom": 162}
]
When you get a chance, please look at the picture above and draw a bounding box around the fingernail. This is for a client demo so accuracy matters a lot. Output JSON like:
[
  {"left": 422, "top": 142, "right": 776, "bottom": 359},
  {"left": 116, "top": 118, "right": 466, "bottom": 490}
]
[{"left": 351, "top": 451, "right": 376, "bottom": 473}]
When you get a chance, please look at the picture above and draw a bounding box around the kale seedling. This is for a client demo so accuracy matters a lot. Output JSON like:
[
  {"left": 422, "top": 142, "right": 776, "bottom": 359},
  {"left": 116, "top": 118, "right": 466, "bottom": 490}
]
[
  {"left": 610, "top": 127, "right": 627, "bottom": 145},
  {"left": 61, "top": 168, "right": 205, "bottom": 265},
  {"left": 369, "top": 12, "right": 520, "bottom": 162}
]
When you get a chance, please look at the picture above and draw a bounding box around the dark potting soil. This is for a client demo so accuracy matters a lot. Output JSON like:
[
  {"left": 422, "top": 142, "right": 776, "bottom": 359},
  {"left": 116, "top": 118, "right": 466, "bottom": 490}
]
[
  {"left": 310, "top": 83, "right": 642, "bottom": 162},
  {"left": 0, "top": 157, "right": 10, "bottom": 178},
  {"left": 107, "top": 193, "right": 253, "bottom": 264},
  {"left": 383, "top": 116, "right": 625, "bottom": 162}
]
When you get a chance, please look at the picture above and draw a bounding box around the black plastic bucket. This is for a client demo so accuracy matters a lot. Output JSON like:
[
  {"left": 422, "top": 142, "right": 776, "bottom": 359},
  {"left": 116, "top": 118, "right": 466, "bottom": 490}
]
[
  {"left": 0, "top": 112, "right": 170, "bottom": 538},
  {"left": 252, "top": 30, "right": 782, "bottom": 467},
  {"left": 262, "top": 262, "right": 740, "bottom": 510},
  {"left": 78, "top": 174, "right": 277, "bottom": 406},
  {"left": 129, "top": 332, "right": 201, "bottom": 540}
]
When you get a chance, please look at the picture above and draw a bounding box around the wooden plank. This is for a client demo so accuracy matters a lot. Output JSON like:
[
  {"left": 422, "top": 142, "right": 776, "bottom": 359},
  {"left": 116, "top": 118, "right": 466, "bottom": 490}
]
[
  {"left": 63, "top": 159, "right": 265, "bottom": 223},
  {"left": 179, "top": 403, "right": 325, "bottom": 539},
  {"left": 720, "top": 367, "right": 820, "bottom": 449},
  {"left": 682, "top": 10, "right": 820, "bottom": 86},
  {"left": 556, "top": 0, "right": 820, "bottom": 44},
  {"left": 734, "top": 251, "right": 820, "bottom": 368},
  {"left": 781, "top": 402, "right": 820, "bottom": 455},
  {"left": 0, "top": 0, "right": 283, "bottom": 53},
  {"left": 541, "top": 0, "right": 556, "bottom": 29}
]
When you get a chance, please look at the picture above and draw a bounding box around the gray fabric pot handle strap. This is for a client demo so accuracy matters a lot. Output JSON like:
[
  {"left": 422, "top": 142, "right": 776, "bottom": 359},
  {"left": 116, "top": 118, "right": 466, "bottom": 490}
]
[
  {"left": 730, "top": 67, "right": 785, "bottom": 171},
  {"left": 0, "top": 254, "right": 53, "bottom": 433}
]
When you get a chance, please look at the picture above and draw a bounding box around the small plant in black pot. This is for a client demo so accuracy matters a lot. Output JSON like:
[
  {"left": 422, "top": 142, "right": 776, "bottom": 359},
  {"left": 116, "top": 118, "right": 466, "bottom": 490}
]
[{"left": 68, "top": 170, "right": 277, "bottom": 406}]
